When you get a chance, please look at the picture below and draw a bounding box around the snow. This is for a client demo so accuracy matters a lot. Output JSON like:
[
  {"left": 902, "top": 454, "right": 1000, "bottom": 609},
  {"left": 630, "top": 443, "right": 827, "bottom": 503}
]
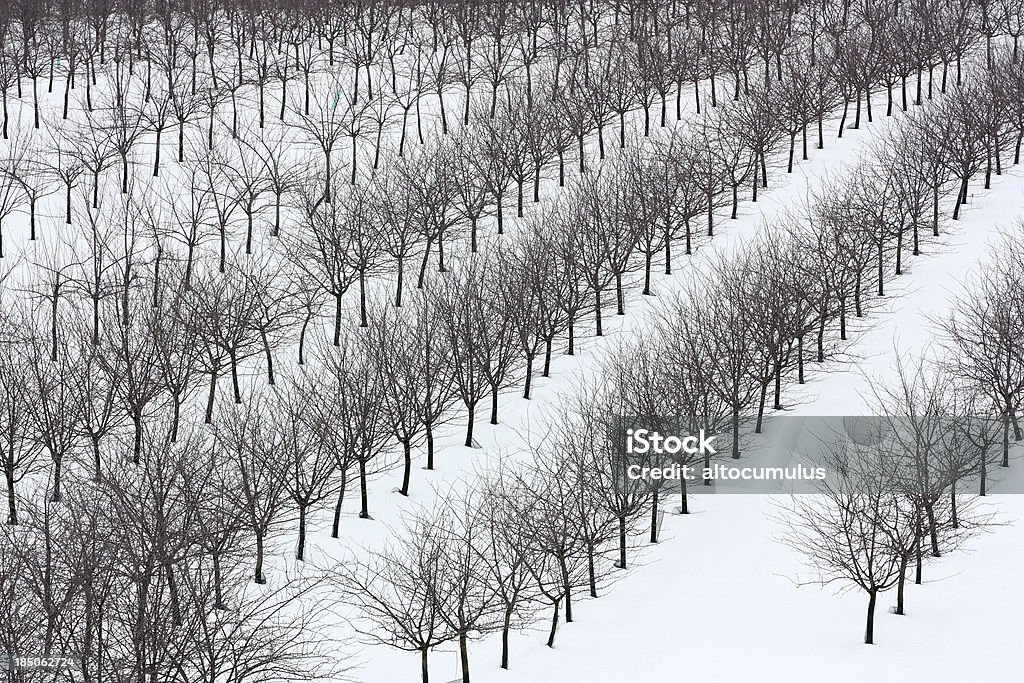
[
  {"left": 312, "top": 99, "right": 1024, "bottom": 680},
  {"left": 3, "top": 49, "right": 1023, "bottom": 683},
  {"left": 462, "top": 495, "right": 1024, "bottom": 683}
]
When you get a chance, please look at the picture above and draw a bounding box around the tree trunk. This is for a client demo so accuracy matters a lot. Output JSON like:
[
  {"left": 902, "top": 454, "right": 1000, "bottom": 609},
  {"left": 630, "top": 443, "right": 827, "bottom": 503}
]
[
  {"left": 5, "top": 465, "right": 16, "bottom": 525},
  {"left": 546, "top": 598, "right": 560, "bottom": 648},
  {"left": 617, "top": 515, "right": 627, "bottom": 568},
  {"left": 332, "top": 468, "right": 348, "bottom": 537},
  {"left": 650, "top": 488, "right": 659, "bottom": 543},
  {"left": 925, "top": 502, "right": 940, "bottom": 557},
  {"left": 131, "top": 413, "right": 143, "bottom": 464},
  {"left": 334, "top": 290, "right": 343, "bottom": 345},
  {"left": 254, "top": 532, "right": 266, "bottom": 584},
  {"left": 399, "top": 439, "right": 412, "bottom": 496},
  {"left": 458, "top": 631, "right": 470, "bottom": 683},
  {"left": 643, "top": 252, "right": 652, "bottom": 295},
  {"left": 463, "top": 399, "right": 478, "bottom": 448},
  {"left": 153, "top": 127, "right": 162, "bottom": 177},
  {"left": 864, "top": 588, "right": 877, "bottom": 644},
  {"left": 980, "top": 444, "right": 988, "bottom": 495},
  {"left": 261, "top": 329, "right": 275, "bottom": 385},
  {"left": 523, "top": 353, "right": 534, "bottom": 399},
  {"left": 1003, "top": 414, "right": 1010, "bottom": 468},
  {"left": 896, "top": 556, "right": 907, "bottom": 615},
  {"left": 560, "top": 558, "right": 573, "bottom": 623},
  {"left": 228, "top": 349, "right": 242, "bottom": 403},
  {"left": 500, "top": 606, "right": 513, "bottom": 669},
  {"left": 952, "top": 177, "right": 968, "bottom": 220},
  {"left": 205, "top": 360, "right": 220, "bottom": 423},
  {"left": 426, "top": 425, "right": 436, "bottom": 470},
  {"left": 616, "top": 272, "right": 624, "bottom": 314},
  {"left": 588, "top": 545, "right": 598, "bottom": 597},
  {"left": 358, "top": 457, "right": 370, "bottom": 519},
  {"left": 296, "top": 505, "right": 307, "bottom": 560}
]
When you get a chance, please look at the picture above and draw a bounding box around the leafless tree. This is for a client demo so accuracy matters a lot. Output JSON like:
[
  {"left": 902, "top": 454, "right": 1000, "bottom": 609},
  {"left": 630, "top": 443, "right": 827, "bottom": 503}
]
[
  {"left": 867, "top": 354, "right": 995, "bottom": 603},
  {"left": 246, "top": 130, "right": 303, "bottom": 238},
  {"left": 69, "top": 335, "right": 125, "bottom": 480},
  {"left": 289, "top": 69, "right": 349, "bottom": 203},
  {"left": 150, "top": 277, "right": 205, "bottom": 442},
  {"left": 334, "top": 516, "right": 453, "bottom": 683},
  {"left": 940, "top": 230, "right": 1024, "bottom": 468},
  {"left": 286, "top": 179, "right": 360, "bottom": 345},
  {"left": 95, "top": 292, "right": 165, "bottom": 464},
  {"left": 212, "top": 390, "right": 291, "bottom": 585},
  {"left": 277, "top": 374, "right": 337, "bottom": 561},
  {"left": 366, "top": 154, "right": 426, "bottom": 307},
  {"left": 778, "top": 436, "right": 916, "bottom": 645},
  {"left": 475, "top": 471, "right": 544, "bottom": 669},
  {"left": 318, "top": 328, "right": 393, "bottom": 522},
  {"left": 5, "top": 130, "right": 57, "bottom": 240},
  {"left": 0, "top": 148, "right": 26, "bottom": 258},
  {"left": 433, "top": 255, "right": 518, "bottom": 446},
  {"left": 0, "top": 326, "right": 41, "bottom": 524}
]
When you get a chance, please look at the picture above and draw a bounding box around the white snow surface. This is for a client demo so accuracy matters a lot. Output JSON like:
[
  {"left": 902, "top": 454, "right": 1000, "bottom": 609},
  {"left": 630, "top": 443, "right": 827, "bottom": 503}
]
[
  {"left": 323, "top": 108, "right": 1024, "bottom": 681},
  {"left": 3, "top": 71, "right": 1023, "bottom": 683}
]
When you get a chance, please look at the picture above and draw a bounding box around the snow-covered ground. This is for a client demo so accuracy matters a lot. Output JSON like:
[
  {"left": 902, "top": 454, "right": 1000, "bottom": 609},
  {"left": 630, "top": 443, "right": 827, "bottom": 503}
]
[
  {"left": 309, "top": 105, "right": 1024, "bottom": 681},
  {"left": 3, "top": 41, "right": 1022, "bottom": 683},
  {"left": 463, "top": 494, "right": 1024, "bottom": 683}
]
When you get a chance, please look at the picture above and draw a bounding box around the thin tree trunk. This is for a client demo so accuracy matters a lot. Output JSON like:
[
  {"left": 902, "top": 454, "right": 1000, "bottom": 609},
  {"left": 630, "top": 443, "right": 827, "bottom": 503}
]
[
  {"left": 864, "top": 588, "right": 877, "bottom": 644},
  {"left": 500, "top": 606, "right": 513, "bottom": 669},
  {"left": 617, "top": 516, "right": 627, "bottom": 568},
  {"left": 458, "top": 631, "right": 469, "bottom": 683},
  {"left": 296, "top": 506, "right": 307, "bottom": 560},
  {"left": 546, "top": 598, "right": 560, "bottom": 648},
  {"left": 399, "top": 440, "right": 412, "bottom": 496},
  {"left": 358, "top": 457, "right": 370, "bottom": 518},
  {"left": 331, "top": 468, "right": 348, "bottom": 537},
  {"left": 254, "top": 532, "right": 266, "bottom": 584}
]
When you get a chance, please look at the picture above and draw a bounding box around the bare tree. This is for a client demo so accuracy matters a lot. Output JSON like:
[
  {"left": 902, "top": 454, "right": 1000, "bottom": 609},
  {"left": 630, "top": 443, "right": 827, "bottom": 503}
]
[
  {"left": 476, "top": 471, "right": 544, "bottom": 669},
  {"left": 96, "top": 293, "right": 168, "bottom": 464},
  {"left": 286, "top": 180, "right": 360, "bottom": 345},
  {"left": 24, "top": 327, "right": 83, "bottom": 502},
  {"left": 0, "top": 148, "right": 26, "bottom": 258},
  {"left": 212, "top": 390, "right": 291, "bottom": 585},
  {"left": 289, "top": 70, "right": 349, "bottom": 203},
  {"left": 0, "top": 327, "right": 41, "bottom": 524},
  {"left": 277, "top": 374, "right": 337, "bottom": 561},
  {"left": 367, "top": 154, "right": 426, "bottom": 307},
  {"left": 5, "top": 130, "right": 58, "bottom": 241},
  {"left": 334, "top": 516, "right": 453, "bottom": 683},
  {"left": 69, "top": 337, "right": 124, "bottom": 480},
  {"left": 778, "top": 437, "right": 916, "bottom": 645},
  {"left": 940, "top": 232, "right": 1024, "bottom": 468},
  {"left": 431, "top": 492, "right": 501, "bottom": 683},
  {"left": 433, "top": 256, "right": 517, "bottom": 447},
  {"left": 318, "top": 328, "right": 393, "bottom": 522}
]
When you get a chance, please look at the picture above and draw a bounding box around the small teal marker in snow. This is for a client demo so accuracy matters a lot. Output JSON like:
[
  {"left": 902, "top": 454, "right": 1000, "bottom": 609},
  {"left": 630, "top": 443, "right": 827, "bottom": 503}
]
[{"left": 331, "top": 90, "right": 340, "bottom": 111}]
